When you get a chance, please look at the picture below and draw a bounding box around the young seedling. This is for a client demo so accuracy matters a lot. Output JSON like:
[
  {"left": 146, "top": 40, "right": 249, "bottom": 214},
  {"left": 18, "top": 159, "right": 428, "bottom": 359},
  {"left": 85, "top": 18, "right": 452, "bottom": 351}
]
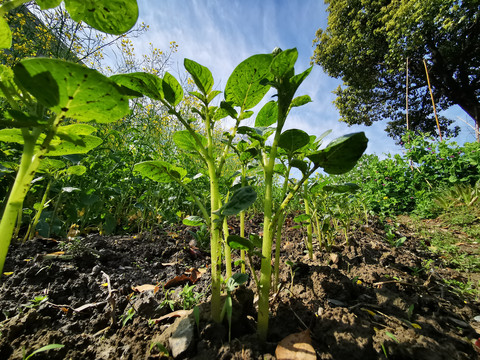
[
  {"left": 122, "top": 57, "right": 263, "bottom": 323},
  {"left": 220, "top": 272, "right": 248, "bottom": 343},
  {"left": 234, "top": 48, "right": 368, "bottom": 339},
  {"left": 22, "top": 344, "right": 64, "bottom": 360}
]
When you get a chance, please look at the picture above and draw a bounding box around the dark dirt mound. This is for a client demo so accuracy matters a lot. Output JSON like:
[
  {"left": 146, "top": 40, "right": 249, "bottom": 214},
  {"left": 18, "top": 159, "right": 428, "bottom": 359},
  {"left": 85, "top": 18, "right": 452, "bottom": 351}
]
[{"left": 0, "top": 216, "right": 479, "bottom": 359}]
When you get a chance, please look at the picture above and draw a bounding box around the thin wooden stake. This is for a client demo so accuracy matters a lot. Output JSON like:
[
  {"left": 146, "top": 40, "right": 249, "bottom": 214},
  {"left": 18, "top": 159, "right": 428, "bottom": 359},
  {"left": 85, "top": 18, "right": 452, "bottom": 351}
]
[{"left": 423, "top": 59, "right": 442, "bottom": 141}]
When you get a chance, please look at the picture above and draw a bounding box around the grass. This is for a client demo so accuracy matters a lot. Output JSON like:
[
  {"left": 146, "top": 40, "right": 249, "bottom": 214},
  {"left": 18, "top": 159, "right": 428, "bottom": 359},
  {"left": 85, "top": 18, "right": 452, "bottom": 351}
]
[{"left": 402, "top": 202, "right": 480, "bottom": 300}]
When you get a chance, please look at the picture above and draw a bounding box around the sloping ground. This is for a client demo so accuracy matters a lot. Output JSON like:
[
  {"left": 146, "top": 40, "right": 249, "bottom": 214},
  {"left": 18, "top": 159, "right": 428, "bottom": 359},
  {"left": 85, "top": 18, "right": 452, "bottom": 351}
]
[{"left": 0, "top": 215, "right": 479, "bottom": 359}]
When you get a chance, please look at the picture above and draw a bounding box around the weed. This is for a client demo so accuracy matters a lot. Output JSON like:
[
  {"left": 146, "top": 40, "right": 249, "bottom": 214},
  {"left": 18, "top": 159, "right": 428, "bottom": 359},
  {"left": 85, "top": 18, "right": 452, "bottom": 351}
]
[
  {"left": 22, "top": 344, "right": 64, "bottom": 360},
  {"left": 120, "top": 307, "right": 136, "bottom": 327},
  {"left": 21, "top": 295, "right": 48, "bottom": 309},
  {"left": 179, "top": 284, "right": 204, "bottom": 310}
]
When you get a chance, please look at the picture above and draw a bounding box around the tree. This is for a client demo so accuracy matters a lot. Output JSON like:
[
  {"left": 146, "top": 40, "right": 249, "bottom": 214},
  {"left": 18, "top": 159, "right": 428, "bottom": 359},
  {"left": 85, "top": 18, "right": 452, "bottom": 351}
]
[
  {"left": 1, "top": 2, "right": 147, "bottom": 69},
  {"left": 313, "top": 0, "right": 479, "bottom": 143}
]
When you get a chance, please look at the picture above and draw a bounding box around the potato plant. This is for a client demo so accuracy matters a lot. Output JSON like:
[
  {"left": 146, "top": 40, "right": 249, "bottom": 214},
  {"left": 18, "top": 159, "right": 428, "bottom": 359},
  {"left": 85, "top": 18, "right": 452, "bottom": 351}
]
[
  {"left": 1, "top": 0, "right": 369, "bottom": 342},
  {"left": 0, "top": 0, "right": 139, "bottom": 274}
]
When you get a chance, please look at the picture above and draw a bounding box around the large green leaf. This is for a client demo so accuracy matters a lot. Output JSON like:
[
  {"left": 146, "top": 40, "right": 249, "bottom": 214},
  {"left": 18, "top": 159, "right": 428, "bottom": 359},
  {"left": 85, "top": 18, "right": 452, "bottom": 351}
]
[
  {"left": 184, "top": 59, "right": 214, "bottom": 95},
  {"left": 307, "top": 132, "right": 368, "bottom": 174},
  {"left": 110, "top": 72, "right": 163, "bottom": 100},
  {"left": 218, "top": 186, "right": 257, "bottom": 216},
  {"left": 46, "top": 135, "right": 102, "bottom": 156},
  {"left": 0, "top": 129, "right": 25, "bottom": 144},
  {"left": 225, "top": 53, "right": 274, "bottom": 110},
  {"left": 227, "top": 235, "right": 254, "bottom": 252},
  {"left": 278, "top": 129, "right": 310, "bottom": 153},
  {"left": 173, "top": 130, "right": 207, "bottom": 153},
  {"left": 0, "top": 65, "right": 19, "bottom": 99},
  {"left": 289, "top": 66, "right": 313, "bottom": 93},
  {"left": 291, "top": 95, "right": 312, "bottom": 108},
  {"left": 14, "top": 58, "right": 129, "bottom": 123},
  {"left": 255, "top": 101, "right": 278, "bottom": 127},
  {"left": 183, "top": 216, "right": 205, "bottom": 227},
  {"left": 37, "top": 158, "right": 65, "bottom": 173},
  {"left": 270, "top": 48, "right": 297, "bottom": 78},
  {"left": 290, "top": 159, "right": 309, "bottom": 175},
  {"left": 66, "top": 165, "right": 87, "bottom": 176},
  {"left": 237, "top": 126, "right": 275, "bottom": 144},
  {"left": 65, "top": 0, "right": 138, "bottom": 35},
  {"left": 162, "top": 72, "right": 183, "bottom": 106},
  {"left": 0, "top": 17, "right": 12, "bottom": 49},
  {"left": 134, "top": 160, "right": 187, "bottom": 183}
]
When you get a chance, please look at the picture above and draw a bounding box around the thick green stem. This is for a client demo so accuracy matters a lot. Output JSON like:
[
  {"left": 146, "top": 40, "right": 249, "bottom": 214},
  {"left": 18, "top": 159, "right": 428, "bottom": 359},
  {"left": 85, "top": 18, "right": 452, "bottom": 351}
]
[
  {"left": 223, "top": 217, "right": 232, "bottom": 279},
  {"left": 273, "top": 211, "right": 285, "bottom": 290},
  {"left": 239, "top": 165, "right": 247, "bottom": 273},
  {"left": 257, "top": 167, "right": 274, "bottom": 340},
  {"left": 208, "top": 169, "right": 222, "bottom": 323},
  {"left": 0, "top": 139, "right": 37, "bottom": 274},
  {"left": 257, "top": 111, "right": 284, "bottom": 341},
  {"left": 304, "top": 186, "right": 313, "bottom": 259}
]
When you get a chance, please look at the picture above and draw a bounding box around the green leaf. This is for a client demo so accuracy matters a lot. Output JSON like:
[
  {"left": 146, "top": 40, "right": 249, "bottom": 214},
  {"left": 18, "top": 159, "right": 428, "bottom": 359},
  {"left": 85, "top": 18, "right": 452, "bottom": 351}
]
[
  {"left": 184, "top": 59, "right": 214, "bottom": 95},
  {"left": 269, "top": 48, "right": 298, "bottom": 78},
  {"left": 2, "top": 109, "right": 47, "bottom": 128},
  {"left": 173, "top": 130, "right": 206, "bottom": 153},
  {"left": 0, "top": 128, "right": 25, "bottom": 144},
  {"left": 14, "top": 58, "right": 129, "bottom": 123},
  {"left": 218, "top": 186, "right": 257, "bottom": 216},
  {"left": 66, "top": 165, "right": 86, "bottom": 176},
  {"left": 36, "top": 0, "right": 62, "bottom": 9},
  {"left": 291, "top": 95, "right": 312, "bottom": 108},
  {"left": 294, "top": 213, "right": 311, "bottom": 223},
  {"left": 238, "top": 110, "right": 254, "bottom": 121},
  {"left": 0, "top": 65, "right": 18, "bottom": 98},
  {"left": 237, "top": 126, "right": 275, "bottom": 143},
  {"left": 0, "top": 126, "right": 100, "bottom": 156},
  {"left": 183, "top": 216, "right": 205, "bottom": 227},
  {"left": 0, "top": 17, "right": 12, "bottom": 49},
  {"left": 37, "top": 158, "right": 65, "bottom": 173},
  {"left": 290, "top": 159, "right": 308, "bottom": 174},
  {"left": 110, "top": 72, "right": 163, "bottom": 100},
  {"left": 134, "top": 161, "right": 187, "bottom": 183},
  {"left": 162, "top": 72, "right": 183, "bottom": 106},
  {"left": 46, "top": 134, "right": 103, "bottom": 156},
  {"left": 207, "top": 90, "right": 222, "bottom": 103},
  {"left": 25, "top": 344, "right": 64, "bottom": 360},
  {"left": 227, "top": 235, "right": 254, "bottom": 252},
  {"left": 249, "top": 234, "right": 262, "bottom": 248},
  {"left": 226, "top": 272, "right": 248, "bottom": 292},
  {"left": 307, "top": 132, "right": 368, "bottom": 174},
  {"left": 273, "top": 163, "right": 287, "bottom": 174},
  {"left": 278, "top": 129, "right": 310, "bottom": 153},
  {"left": 213, "top": 101, "right": 237, "bottom": 121},
  {"left": 289, "top": 66, "right": 313, "bottom": 93},
  {"left": 57, "top": 123, "right": 97, "bottom": 136},
  {"left": 239, "top": 147, "right": 257, "bottom": 163},
  {"left": 64, "top": 0, "right": 138, "bottom": 35},
  {"left": 225, "top": 53, "right": 274, "bottom": 110},
  {"left": 255, "top": 101, "right": 278, "bottom": 127}
]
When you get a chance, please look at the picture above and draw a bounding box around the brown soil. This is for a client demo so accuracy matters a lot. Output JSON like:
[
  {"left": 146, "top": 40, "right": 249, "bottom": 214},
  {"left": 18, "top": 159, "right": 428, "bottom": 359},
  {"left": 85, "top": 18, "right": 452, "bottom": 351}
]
[{"left": 0, "top": 215, "right": 479, "bottom": 359}]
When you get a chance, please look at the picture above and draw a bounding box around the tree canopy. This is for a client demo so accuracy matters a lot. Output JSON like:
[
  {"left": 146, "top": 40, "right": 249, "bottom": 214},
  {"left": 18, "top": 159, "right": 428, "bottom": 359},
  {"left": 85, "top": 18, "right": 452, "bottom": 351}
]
[{"left": 313, "top": 0, "right": 480, "bottom": 142}]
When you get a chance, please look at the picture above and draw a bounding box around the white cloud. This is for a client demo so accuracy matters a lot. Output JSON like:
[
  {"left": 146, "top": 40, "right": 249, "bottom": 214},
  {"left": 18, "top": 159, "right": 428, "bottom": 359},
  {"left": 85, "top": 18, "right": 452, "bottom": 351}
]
[{"left": 131, "top": 0, "right": 430, "bottom": 158}]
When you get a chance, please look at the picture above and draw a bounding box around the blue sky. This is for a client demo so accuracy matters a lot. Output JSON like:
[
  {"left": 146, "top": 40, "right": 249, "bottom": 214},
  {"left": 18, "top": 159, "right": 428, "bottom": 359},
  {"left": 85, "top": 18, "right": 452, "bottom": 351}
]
[{"left": 132, "top": 0, "right": 475, "bottom": 157}]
